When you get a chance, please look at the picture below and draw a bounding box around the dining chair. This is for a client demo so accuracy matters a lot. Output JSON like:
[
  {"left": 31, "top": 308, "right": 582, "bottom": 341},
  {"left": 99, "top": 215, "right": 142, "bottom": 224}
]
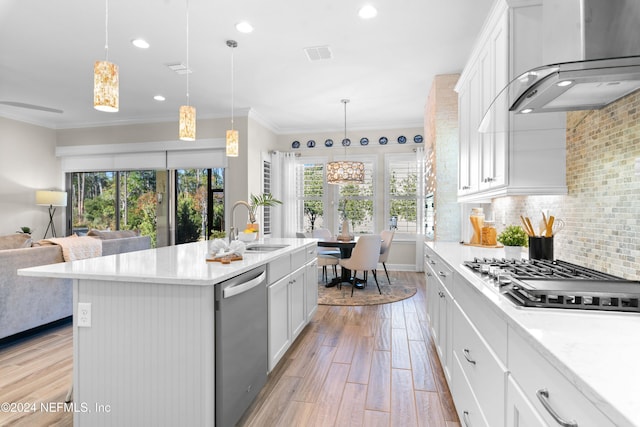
[
  {"left": 312, "top": 228, "right": 340, "bottom": 282},
  {"left": 379, "top": 229, "right": 395, "bottom": 285},
  {"left": 338, "top": 234, "right": 382, "bottom": 296}
]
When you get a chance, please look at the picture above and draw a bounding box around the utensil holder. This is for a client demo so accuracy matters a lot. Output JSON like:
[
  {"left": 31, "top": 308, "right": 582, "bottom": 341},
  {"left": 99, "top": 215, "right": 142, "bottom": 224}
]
[{"left": 528, "top": 236, "right": 554, "bottom": 260}]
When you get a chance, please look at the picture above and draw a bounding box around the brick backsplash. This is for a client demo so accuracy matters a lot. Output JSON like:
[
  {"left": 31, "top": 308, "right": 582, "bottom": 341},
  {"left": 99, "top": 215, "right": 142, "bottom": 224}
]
[{"left": 492, "top": 91, "right": 640, "bottom": 280}]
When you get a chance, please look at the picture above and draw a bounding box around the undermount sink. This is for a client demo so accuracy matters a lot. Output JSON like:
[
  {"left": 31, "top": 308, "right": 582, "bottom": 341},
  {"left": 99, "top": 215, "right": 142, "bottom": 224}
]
[{"left": 244, "top": 243, "right": 289, "bottom": 252}]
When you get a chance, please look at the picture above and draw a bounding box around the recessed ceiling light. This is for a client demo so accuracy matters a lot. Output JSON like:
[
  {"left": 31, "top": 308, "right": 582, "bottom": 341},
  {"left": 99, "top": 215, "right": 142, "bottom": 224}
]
[
  {"left": 154, "top": 95, "right": 166, "bottom": 101},
  {"left": 358, "top": 5, "right": 378, "bottom": 19},
  {"left": 557, "top": 80, "right": 573, "bottom": 87},
  {"left": 235, "top": 21, "right": 254, "bottom": 33},
  {"left": 131, "top": 38, "right": 150, "bottom": 49},
  {"left": 520, "top": 108, "right": 534, "bottom": 114}
]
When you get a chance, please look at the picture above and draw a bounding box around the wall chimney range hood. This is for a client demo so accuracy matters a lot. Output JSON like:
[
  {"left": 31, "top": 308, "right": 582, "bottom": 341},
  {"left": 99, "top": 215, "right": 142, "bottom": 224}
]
[
  {"left": 507, "top": 0, "right": 640, "bottom": 115},
  {"left": 510, "top": 57, "right": 640, "bottom": 114}
]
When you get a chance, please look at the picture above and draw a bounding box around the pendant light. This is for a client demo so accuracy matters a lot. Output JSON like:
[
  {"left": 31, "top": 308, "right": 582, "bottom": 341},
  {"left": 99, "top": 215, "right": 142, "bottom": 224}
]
[
  {"left": 226, "top": 40, "right": 239, "bottom": 157},
  {"left": 179, "top": 0, "right": 196, "bottom": 141},
  {"left": 326, "top": 99, "right": 365, "bottom": 185},
  {"left": 93, "top": 0, "right": 119, "bottom": 112}
]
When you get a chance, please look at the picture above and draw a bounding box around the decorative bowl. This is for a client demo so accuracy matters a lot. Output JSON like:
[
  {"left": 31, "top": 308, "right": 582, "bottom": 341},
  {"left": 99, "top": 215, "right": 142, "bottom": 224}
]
[{"left": 238, "top": 232, "right": 257, "bottom": 242}]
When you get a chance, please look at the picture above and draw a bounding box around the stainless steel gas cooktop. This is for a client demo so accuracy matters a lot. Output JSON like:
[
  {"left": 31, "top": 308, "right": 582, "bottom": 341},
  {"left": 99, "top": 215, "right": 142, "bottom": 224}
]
[{"left": 464, "top": 258, "right": 640, "bottom": 313}]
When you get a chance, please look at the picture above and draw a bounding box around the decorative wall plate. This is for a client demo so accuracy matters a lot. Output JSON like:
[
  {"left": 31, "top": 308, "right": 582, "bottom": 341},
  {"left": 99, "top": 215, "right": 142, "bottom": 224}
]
[
  {"left": 398, "top": 135, "right": 407, "bottom": 144},
  {"left": 379, "top": 137, "right": 388, "bottom": 145},
  {"left": 360, "top": 137, "right": 369, "bottom": 146},
  {"left": 307, "top": 140, "right": 316, "bottom": 148},
  {"left": 342, "top": 138, "right": 351, "bottom": 146},
  {"left": 292, "top": 140, "right": 300, "bottom": 149},
  {"left": 324, "top": 139, "right": 333, "bottom": 147},
  {"left": 414, "top": 134, "right": 424, "bottom": 143}
]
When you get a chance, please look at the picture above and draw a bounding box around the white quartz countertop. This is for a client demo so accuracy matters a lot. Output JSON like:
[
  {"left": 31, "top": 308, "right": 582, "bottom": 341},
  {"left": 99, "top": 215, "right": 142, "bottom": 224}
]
[
  {"left": 427, "top": 241, "right": 640, "bottom": 427},
  {"left": 18, "top": 238, "right": 315, "bottom": 286}
]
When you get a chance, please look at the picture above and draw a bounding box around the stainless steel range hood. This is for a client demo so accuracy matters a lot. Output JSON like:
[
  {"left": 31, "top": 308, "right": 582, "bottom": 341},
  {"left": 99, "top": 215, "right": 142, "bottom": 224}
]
[
  {"left": 508, "top": 0, "right": 640, "bottom": 115},
  {"left": 509, "top": 57, "right": 640, "bottom": 114}
]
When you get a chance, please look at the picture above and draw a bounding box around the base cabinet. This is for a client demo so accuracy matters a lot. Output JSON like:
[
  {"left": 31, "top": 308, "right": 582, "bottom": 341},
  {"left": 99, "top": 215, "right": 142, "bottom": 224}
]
[
  {"left": 506, "top": 376, "right": 547, "bottom": 427},
  {"left": 267, "top": 244, "right": 317, "bottom": 372}
]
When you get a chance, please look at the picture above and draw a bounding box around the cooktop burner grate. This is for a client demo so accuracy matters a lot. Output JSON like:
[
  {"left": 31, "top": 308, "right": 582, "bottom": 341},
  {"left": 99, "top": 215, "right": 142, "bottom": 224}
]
[{"left": 464, "top": 258, "right": 640, "bottom": 312}]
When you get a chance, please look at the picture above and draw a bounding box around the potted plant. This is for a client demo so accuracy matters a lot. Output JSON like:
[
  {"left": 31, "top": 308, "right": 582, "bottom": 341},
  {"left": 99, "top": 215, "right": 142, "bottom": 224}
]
[
  {"left": 497, "top": 224, "right": 528, "bottom": 259},
  {"left": 246, "top": 193, "right": 282, "bottom": 233},
  {"left": 16, "top": 226, "right": 32, "bottom": 234}
]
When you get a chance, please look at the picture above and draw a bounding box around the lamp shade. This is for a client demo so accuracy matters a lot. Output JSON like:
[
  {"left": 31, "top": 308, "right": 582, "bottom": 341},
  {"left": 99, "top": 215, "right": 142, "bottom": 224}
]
[
  {"left": 326, "top": 160, "right": 365, "bottom": 185},
  {"left": 226, "top": 129, "right": 239, "bottom": 157},
  {"left": 36, "top": 190, "right": 67, "bottom": 207},
  {"left": 179, "top": 105, "right": 196, "bottom": 141},
  {"left": 93, "top": 60, "right": 119, "bottom": 112}
]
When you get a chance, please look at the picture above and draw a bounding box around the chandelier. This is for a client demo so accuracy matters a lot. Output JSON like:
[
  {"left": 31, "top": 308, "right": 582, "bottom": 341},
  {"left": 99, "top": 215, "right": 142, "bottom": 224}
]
[{"left": 326, "top": 99, "right": 364, "bottom": 185}]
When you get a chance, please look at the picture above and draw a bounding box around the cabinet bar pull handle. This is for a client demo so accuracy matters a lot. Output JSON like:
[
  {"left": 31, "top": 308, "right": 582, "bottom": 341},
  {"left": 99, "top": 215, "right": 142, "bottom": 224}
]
[
  {"left": 429, "top": 260, "right": 437, "bottom": 265},
  {"left": 438, "top": 271, "right": 447, "bottom": 277},
  {"left": 462, "top": 410, "right": 471, "bottom": 427},
  {"left": 463, "top": 349, "right": 476, "bottom": 365},
  {"left": 438, "top": 291, "right": 445, "bottom": 298},
  {"left": 536, "top": 389, "right": 578, "bottom": 427}
]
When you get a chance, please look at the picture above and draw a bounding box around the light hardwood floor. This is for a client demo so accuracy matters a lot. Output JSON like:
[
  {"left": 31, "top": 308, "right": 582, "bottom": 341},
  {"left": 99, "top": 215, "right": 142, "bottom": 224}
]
[{"left": 0, "top": 271, "right": 458, "bottom": 427}]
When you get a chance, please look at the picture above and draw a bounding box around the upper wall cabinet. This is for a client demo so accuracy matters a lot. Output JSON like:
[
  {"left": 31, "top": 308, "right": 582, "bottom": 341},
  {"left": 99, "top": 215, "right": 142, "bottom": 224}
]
[{"left": 455, "top": 0, "right": 567, "bottom": 202}]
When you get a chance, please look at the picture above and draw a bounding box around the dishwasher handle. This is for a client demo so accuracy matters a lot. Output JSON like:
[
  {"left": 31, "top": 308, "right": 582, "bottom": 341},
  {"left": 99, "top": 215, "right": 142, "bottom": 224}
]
[{"left": 223, "top": 271, "right": 267, "bottom": 299}]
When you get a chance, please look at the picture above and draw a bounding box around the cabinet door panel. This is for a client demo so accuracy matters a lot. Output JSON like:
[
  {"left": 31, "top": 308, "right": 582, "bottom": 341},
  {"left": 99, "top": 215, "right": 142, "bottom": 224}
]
[
  {"left": 268, "top": 276, "right": 290, "bottom": 372},
  {"left": 506, "top": 376, "right": 547, "bottom": 427},
  {"left": 290, "top": 268, "right": 306, "bottom": 340},
  {"left": 304, "top": 260, "right": 318, "bottom": 321}
]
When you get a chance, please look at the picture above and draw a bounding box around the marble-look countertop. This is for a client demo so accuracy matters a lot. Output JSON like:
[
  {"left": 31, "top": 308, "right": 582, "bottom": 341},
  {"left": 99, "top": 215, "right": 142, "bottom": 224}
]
[
  {"left": 18, "top": 238, "right": 315, "bottom": 286},
  {"left": 428, "top": 241, "right": 639, "bottom": 427}
]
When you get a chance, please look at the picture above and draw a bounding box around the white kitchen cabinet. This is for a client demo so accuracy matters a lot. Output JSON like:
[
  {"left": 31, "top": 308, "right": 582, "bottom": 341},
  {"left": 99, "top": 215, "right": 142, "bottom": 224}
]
[
  {"left": 452, "top": 352, "right": 490, "bottom": 427},
  {"left": 508, "top": 327, "right": 616, "bottom": 427},
  {"left": 506, "top": 376, "right": 547, "bottom": 427},
  {"left": 424, "top": 246, "right": 454, "bottom": 382},
  {"left": 455, "top": 0, "right": 567, "bottom": 202},
  {"left": 267, "top": 243, "right": 317, "bottom": 372},
  {"left": 304, "top": 258, "right": 318, "bottom": 321}
]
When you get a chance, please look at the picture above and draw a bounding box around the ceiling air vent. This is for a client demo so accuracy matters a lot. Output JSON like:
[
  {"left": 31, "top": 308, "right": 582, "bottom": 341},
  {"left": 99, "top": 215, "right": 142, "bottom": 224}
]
[
  {"left": 304, "top": 46, "right": 332, "bottom": 62},
  {"left": 166, "top": 63, "right": 192, "bottom": 75}
]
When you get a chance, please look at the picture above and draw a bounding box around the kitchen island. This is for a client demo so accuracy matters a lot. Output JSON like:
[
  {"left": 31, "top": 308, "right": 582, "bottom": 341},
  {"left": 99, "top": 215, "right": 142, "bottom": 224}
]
[
  {"left": 18, "top": 238, "right": 317, "bottom": 427},
  {"left": 426, "top": 241, "right": 640, "bottom": 427}
]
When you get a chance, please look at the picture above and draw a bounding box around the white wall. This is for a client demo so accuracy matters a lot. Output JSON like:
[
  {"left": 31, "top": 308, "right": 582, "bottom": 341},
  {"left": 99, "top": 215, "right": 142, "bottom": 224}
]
[{"left": 0, "top": 117, "right": 63, "bottom": 237}]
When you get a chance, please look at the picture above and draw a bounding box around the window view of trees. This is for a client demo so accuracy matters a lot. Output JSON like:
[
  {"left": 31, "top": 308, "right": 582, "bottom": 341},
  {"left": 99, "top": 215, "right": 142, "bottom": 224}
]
[
  {"left": 388, "top": 156, "right": 419, "bottom": 233},
  {"left": 339, "top": 179, "right": 374, "bottom": 234},
  {"left": 175, "top": 168, "right": 224, "bottom": 245},
  {"left": 299, "top": 163, "right": 325, "bottom": 232},
  {"left": 71, "top": 171, "right": 158, "bottom": 245}
]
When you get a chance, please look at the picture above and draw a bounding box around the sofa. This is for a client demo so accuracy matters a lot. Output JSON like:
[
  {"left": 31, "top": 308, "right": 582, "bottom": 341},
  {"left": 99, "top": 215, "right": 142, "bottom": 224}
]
[{"left": 0, "top": 231, "right": 151, "bottom": 340}]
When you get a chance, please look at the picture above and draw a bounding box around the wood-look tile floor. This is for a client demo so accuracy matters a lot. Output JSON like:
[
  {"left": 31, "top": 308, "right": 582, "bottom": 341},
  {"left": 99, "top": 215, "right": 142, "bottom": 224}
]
[
  {"left": 0, "top": 271, "right": 458, "bottom": 427},
  {"left": 239, "top": 271, "right": 460, "bottom": 427}
]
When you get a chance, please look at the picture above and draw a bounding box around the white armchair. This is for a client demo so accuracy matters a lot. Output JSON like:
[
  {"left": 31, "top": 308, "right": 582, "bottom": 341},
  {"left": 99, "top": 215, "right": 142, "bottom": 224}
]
[{"left": 338, "top": 234, "right": 382, "bottom": 296}]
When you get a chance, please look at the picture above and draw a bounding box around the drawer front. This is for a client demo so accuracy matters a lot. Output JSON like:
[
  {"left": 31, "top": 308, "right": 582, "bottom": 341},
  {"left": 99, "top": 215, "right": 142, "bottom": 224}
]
[
  {"left": 509, "top": 327, "right": 616, "bottom": 427},
  {"left": 455, "top": 276, "right": 507, "bottom": 363},
  {"left": 291, "top": 247, "right": 307, "bottom": 271},
  {"left": 506, "top": 376, "right": 547, "bottom": 427},
  {"left": 268, "top": 255, "right": 291, "bottom": 284},
  {"left": 452, "top": 352, "right": 490, "bottom": 427},
  {"left": 304, "top": 243, "right": 317, "bottom": 263},
  {"left": 453, "top": 304, "right": 507, "bottom": 427},
  {"left": 424, "top": 248, "right": 453, "bottom": 291}
]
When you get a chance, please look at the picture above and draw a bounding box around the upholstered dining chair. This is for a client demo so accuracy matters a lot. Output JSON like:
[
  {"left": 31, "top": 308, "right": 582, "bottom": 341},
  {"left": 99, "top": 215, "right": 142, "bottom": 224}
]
[
  {"left": 312, "top": 228, "right": 340, "bottom": 282},
  {"left": 338, "top": 234, "right": 382, "bottom": 296},
  {"left": 379, "top": 229, "right": 395, "bottom": 285}
]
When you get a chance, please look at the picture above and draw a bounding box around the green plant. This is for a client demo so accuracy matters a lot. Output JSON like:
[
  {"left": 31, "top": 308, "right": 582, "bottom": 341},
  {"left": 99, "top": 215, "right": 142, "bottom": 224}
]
[
  {"left": 497, "top": 225, "right": 528, "bottom": 247},
  {"left": 17, "top": 226, "right": 32, "bottom": 234},
  {"left": 210, "top": 230, "right": 226, "bottom": 239},
  {"left": 248, "top": 193, "right": 282, "bottom": 223}
]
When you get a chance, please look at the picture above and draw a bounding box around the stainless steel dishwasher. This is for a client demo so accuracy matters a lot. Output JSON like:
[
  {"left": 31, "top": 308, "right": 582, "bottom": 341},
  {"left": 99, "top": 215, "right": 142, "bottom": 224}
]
[{"left": 215, "top": 265, "right": 268, "bottom": 427}]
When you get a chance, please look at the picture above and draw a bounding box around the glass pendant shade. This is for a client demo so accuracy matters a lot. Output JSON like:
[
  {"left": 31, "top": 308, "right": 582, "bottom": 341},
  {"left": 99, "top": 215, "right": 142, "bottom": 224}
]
[
  {"left": 226, "top": 129, "right": 239, "bottom": 157},
  {"left": 93, "top": 60, "right": 119, "bottom": 112},
  {"left": 326, "top": 160, "right": 365, "bottom": 184},
  {"left": 179, "top": 105, "right": 196, "bottom": 141}
]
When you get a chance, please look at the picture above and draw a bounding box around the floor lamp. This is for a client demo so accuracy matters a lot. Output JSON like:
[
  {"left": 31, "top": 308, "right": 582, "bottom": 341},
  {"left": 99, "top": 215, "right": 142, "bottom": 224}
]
[{"left": 36, "top": 190, "right": 67, "bottom": 239}]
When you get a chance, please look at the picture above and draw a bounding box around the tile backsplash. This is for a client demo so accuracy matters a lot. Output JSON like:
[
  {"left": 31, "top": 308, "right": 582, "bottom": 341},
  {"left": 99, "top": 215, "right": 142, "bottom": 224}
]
[{"left": 492, "top": 91, "right": 640, "bottom": 280}]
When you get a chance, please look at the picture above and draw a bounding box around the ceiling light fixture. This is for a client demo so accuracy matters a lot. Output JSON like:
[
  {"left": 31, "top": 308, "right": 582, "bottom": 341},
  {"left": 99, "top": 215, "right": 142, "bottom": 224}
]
[
  {"left": 358, "top": 5, "right": 378, "bottom": 19},
  {"left": 153, "top": 95, "right": 166, "bottom": 101},
  {"left": 226, "top": 40, "right": 239, "bottom": 157},
  {"left": 557, "top": 80, "right": 573, "bottom": 87},
  {"left": 326, "top": 99, "right": 365, "bottom": 185},
  {"left": 93, "top": 0, "right": 119, "bottom": 112},
  {"left": 179, "top": 0, "right": 195, "bottom": 141},
  {"left": 131, "top": 38, "right": 150, "bottom": 49},
  {"left": 235, "top": 21, "right": 254, "bottom": 33}
]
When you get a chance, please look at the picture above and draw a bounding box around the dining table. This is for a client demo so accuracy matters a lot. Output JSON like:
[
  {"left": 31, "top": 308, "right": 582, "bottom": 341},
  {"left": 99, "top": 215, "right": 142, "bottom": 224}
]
[{"left": 317, "top": 238, "right": 360, "bottom": 288}]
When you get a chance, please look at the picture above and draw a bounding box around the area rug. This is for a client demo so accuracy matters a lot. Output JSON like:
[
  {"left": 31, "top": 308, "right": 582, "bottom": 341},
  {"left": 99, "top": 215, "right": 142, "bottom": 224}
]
[{"left": 317, "top": 273, "right": 417, "bottom": 306}]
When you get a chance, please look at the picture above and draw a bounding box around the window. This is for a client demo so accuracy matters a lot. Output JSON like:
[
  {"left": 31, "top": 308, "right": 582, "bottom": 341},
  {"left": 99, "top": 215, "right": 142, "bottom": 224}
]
[
  {"left": 296, "top": 161, "right": 326, "bottom": 233},
  {"left": 262, "top": 160, "right": 273, "bottom": 235},
  {"left": 337, "top": 158, "right": 375, "bottom": 234},
  {"left": 385, "top": 154, "right": 420, "bottom": 235}
]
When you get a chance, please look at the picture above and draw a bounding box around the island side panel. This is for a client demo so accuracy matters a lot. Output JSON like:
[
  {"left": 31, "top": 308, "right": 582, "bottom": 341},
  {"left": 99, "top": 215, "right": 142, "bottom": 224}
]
[{"left": 72, "top": 278, "right": 215, "bottom": 426}]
